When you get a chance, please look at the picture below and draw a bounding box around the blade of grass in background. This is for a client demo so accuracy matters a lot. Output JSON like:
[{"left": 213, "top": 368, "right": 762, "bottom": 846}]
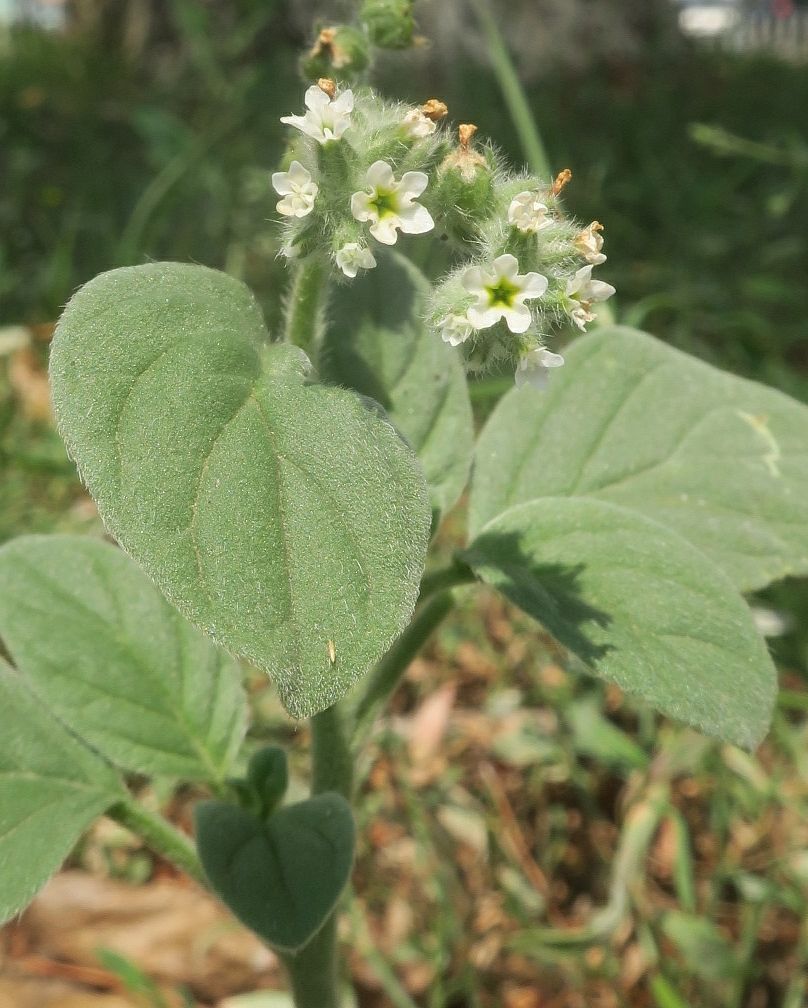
[{"left": 467, "top": 0, "right": 552, "bottom": 178}]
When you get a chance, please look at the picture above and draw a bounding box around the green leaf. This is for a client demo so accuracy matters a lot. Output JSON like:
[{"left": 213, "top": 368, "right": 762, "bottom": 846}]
[
  {"left": 565, "top": 696, "right": 649, "bottom": 771},
  {"left": 470, "top": 327, "right": 808, "bottom": 592},
  {"left": 195, "top": 793, "right": 355, "bottom": 954},
  {"left": 0, "top": 659, "right": 124, "bottom": 923},
  {"left": 49, "top": 263, "right": 430, "bottom": 718},
  {"left": 661, "top": 910, "right": 738, "bottom": 981},
  {"left": 466, "top": 497, "right": 776, "bottom": 748},
  {"left": 0, "top": 534, "right": 247, "bottom": 783},
  {"left": 320, "top": 251, "right": 473, "bottom": 520}
]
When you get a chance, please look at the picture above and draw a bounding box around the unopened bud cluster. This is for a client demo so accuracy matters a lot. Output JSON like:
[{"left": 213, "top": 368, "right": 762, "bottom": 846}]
[
  {"left": 302, "top": 0, "right": 416, "bottom": 84},
  {"left": 273, "top": 80, "right": 615, "bottom": 389}
]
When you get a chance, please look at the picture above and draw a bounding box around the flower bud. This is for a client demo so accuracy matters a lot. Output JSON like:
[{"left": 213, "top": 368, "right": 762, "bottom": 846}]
[
  {"left": 301, "top": 25, "right": 371, "bottom": 84},
  {"left": 433, "top": 130, "right": 497, "bottom": 245},
  {"left": 360, "top": 0, "right": 415, "bottom": 49}
]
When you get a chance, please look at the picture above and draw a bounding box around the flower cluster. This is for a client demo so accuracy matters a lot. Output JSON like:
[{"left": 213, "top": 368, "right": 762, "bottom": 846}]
[
  {"left": 426, "top": 161, "right": 615, "bottom": 388},
  {"left": 273, "top": 79, "right": 615, "bottom": 389},
  {"left": 272, "top": 80, "right": 444, "bottom": 280}
]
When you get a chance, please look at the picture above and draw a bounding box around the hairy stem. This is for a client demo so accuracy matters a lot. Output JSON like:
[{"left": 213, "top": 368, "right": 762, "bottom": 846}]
[
  {"left": 353, "top": 588, "right": 460, "bottom": 742},
  {"left": 107, "top": 796, "right": 205, "bottom": 884},
  {"left": 467, "top": 0, "right": 552, "bottom": 178},
  {"left": 280, "top": 705, "right": 354, "bottom": 1008},
  {"left": 283, "top": 256, "right": 329, "bottom": 354}
]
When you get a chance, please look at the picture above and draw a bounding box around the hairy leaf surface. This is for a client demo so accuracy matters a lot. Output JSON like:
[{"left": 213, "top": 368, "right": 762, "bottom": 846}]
[
  {"left": 470, "top": 327, "right": 808, "bottom": 592},
  {"left": 0, "top": 660, "right": 123, "bottom": 923},
  {"left": 321, "top": 251, "right": 473, "bottom": 520},
  {"left": 195, "top": 794, "right": 355, "bottom": 953},
  {"left": 0, "top": 535, "right": 247, "bottom": 781},
  {"left": 50, "top": 263, "right": 431, "bottom": 718},
  {"left": 467, "top": 498, "right": 776, "bottom": 748}
]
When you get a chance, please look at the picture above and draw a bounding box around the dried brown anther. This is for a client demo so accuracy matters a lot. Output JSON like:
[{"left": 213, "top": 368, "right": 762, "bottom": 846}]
[
  {"left": 458, "top": 123, "right": 478, "bottom": 150},
  {"left": 552, "top": 168, "right": 573, "bottom": 195},
  {"left": 421, "top": 99, "right": 448, "bottom": 122},
  {"left": 317, "top": 77, "right": 337, "bottom": 98}
]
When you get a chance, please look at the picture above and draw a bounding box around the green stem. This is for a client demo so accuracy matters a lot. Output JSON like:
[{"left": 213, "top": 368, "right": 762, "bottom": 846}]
[
  {"left": 283, "top": 256, "right": 329, "bottom": 354},
  {"left": 312, "top": 703, "right": 355, "bottom": 799},
  {"left": 418, "top": 556, "right": 476, "bottom": 602},
  {"left": 353, "top": 588, "right": 459, "bottom": 741},
  {"left": 467, "top": 0, "right": 552, "bottom": 178},
  {"left": 107, "top": 796, "right": 205, "bottom": 884},
  {"left": 283, "top": 916, "right": 341, "bottom": 1008},
  {"left": 280, "top": 705, "right": 353, "bottom": 1008}
]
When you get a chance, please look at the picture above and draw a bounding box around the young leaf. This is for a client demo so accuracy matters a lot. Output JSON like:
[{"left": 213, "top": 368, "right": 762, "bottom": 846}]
[
  {"left": 0, "top": 534, "right": 247, "bottom": 783},
  {"left": 0, "top": 659, "right": 124, "bottom": 923},
  {"left": 320, "top": 251, "right": 473, "bottom": 520},
  {"left": 470, "top": 327, "right": 808, "bottom": 593},
  {"left": 466, "top": 497, "right": 777, "bottom": 748},
  {"left": 49, "top": 263, "right": 431, "bottom": 719},
  {"left": 194, "top": 794, "right": 355, "bottom": 954}
]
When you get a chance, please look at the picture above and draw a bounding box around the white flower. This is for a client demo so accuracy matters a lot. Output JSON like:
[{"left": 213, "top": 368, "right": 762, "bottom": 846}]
[
  {"left": 575, "top": 221, "right": 606, "bottom": 264},
  {"left": 280, "top": 85, "right": 354, "bottom": 145},
  {"left": 508, "top": 191, "right": 552, "bottom": 233},
  {"left": 515, "top": 348, "right": 565, "bottom": 390},
  {"left": 335, "top": 241, "right": 377, "bottom": 278},
  {"left": 462, "top": 253, "right": 548, "bottom": 334},
  {"left": 402, "top": 108, "right": 436, "bottom": 138},
  {"left": 350, "top": 161, "right": 434, "bottom": 245},
  {"left": 271, "top": 161, "right": 318, "bottom": 218},
  {"left": 565, "top": 264, "right": 615, "bottom": 331},
  {"left": 437, "top": 313, "right": 475, "bottom": 347}
]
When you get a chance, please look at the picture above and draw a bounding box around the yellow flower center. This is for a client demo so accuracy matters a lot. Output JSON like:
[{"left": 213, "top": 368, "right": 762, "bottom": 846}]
[
  {"left": 369, "top": 187, "right": 399, "bottom": 219},
  {"left": 486, "top": 277, "right": 520, "bottom": 308}
]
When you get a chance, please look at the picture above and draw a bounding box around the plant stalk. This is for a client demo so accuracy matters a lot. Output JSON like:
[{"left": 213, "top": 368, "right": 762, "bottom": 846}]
[
  {"left": 353, "top": 587, "right": 460, "bottom": 742},
  {"left": 283, "top": 256, "right": 329, "bottom": 354},
  {"left": 467, "top": 0, "right": 552, "bottom": 178},
  {"left": 280, "top": 705, "right": 354, "bottom": 1008},
  {"left": 107, "top": 796, "right": 205, "bottom": 884}
]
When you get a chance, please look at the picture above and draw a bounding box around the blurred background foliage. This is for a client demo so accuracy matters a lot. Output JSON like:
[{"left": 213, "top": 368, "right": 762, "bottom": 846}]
[{"left": 1, "top": 2, "right": 808, "bottom": 1005}]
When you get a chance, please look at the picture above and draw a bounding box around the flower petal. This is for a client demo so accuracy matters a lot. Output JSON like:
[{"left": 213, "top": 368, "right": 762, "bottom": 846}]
[
  {"left": 304, "top": 85, "right": 330, "bottom": 111},
  {"left": 588, "top": 279, "right": 616, "bottom": 302},
  {"left": 397, "top": 202, "right": 434, "bottom": 235},
  {"left": 399, "top": 171, "right": 429, "bottom": 199},
  {"left": 351, "top": 191, "right": 373, "bottom": 222},
  {"left": 462, "top": 267, "right": 486, "bottom": 295},
  {"left": 370, "top": 218, "right": 400, "bottom": 245},
  {"left": 287, "top": 160, "right": 311, "bottom": 186},
  {"left": 493, "top": 254, "right": 520, "bottom": 280},
  {"left": 502, "top": 303, "right": 532, "bottom": 334},
  {"left": 537, "top": 349, "right": 565, "bottom": 368},
  {"left": 467, "top": 305, "right": 503, "bottom": 330},
  {"left": 519, "top": 272, "right": 549, "bottom": 299},
  {"left": 366, "top": 160, "right": 395, "bottom": 188},
  {"left": 333, "top": 90, "right": 354, "bottom": 114},
  {"left": 271, "top": 171, "right": 293, "bottom": 196}
]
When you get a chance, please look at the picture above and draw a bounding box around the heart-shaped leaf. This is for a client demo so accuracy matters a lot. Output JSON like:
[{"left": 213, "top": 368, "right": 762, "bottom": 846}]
[
  {"left": 195, "top": 793, "right": 355, "bottom": 953},
  {"left": 0, "top": 534, "right": 247, "bottom": 782},
  {"left": 49, "top": 263, "right": 431, "bottom": 718},
  {"left": 0, "top": 659, "right": 124, "bottom": 923},
  {"left": 470, "top": 326, "right": 808, "bottom": 593},
  {"left": 321, "top": 251, "right": 473, "bottom": 521},
  {"left": 467, "top": 497, "right": 776, "bottom": 748}
]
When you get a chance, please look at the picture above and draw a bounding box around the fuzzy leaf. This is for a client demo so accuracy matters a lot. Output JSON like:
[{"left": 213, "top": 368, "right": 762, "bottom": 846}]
[
  {"left": 0, "top": 535, "right": 247, "bottom": 782},
  {"left": 195, "top": 793, "right": 355, "bottom": 953},
  {"left": 0, "top": 659, "right": 124, "bottom": 923},
  {"left": 321, "top": 251, "right": 473, "bottom": 520},
  {"left": 470, "top": 327, "right": 808, "bottom": 592},
  {"left": 466, "top": 498, "right": 777, "bottom": 748},
  {"left": 49, "top": 263, "right": 430, "bottom": 718}
]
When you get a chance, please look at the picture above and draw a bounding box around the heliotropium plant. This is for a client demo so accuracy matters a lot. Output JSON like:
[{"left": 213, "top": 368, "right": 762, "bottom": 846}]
[{"left": 2, "top": 5, "right": 808, "bottom": 1005}]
